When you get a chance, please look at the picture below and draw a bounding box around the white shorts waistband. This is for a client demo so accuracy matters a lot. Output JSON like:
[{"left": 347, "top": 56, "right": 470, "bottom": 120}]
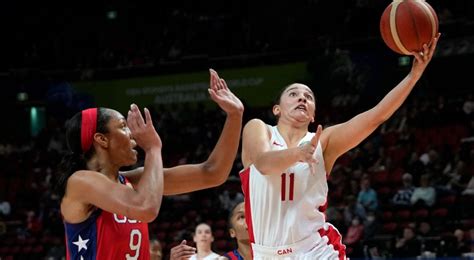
[{"left": 251, "top": 233, "right": 323, "bottom": 258}]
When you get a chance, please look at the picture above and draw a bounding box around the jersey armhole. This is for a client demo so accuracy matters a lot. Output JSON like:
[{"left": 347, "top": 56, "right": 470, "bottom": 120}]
[{"left": 265, "top": 124, "right": 273, "bottom": 144}]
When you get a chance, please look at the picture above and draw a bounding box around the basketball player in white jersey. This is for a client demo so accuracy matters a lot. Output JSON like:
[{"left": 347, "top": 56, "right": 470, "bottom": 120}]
[{"left": 240, "top": 34, "right": 440, "bottom": 259}]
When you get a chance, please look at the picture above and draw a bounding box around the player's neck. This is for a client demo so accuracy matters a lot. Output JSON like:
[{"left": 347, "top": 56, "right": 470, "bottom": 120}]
[
  {"left": 276, "top": 123, "right": 308, "bottom": 148},
  {"left": 86, "top": 157, "right": 120, "bottom": 182},
  {"left": 237, "top": 241, "right": 252, "bottom": 260},
  {"left": 86, "top": 152, "right": 120, "bottom": 181},
  {"left": 196, "top": 247, "right": 213, "bottom": 258}
]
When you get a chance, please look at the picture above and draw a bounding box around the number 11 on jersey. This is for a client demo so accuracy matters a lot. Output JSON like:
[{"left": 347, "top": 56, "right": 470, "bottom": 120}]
[{"left": 281, "top": 173, "right": 295, "bottom": 201}]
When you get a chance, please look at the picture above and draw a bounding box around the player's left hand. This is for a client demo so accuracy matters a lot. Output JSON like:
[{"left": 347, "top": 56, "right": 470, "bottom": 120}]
[
  {"left": 298, "top": 124, "right": 322, "bottom": 174},
  {"left": 208, "top": 68, "right": 244, "bottom": 117},
  {"left": 410, "top": 32, "right": 440, "bottom": 78},
  {"left": 169, "top": 240, "right": 196, "bottom": 260},
  {"left": 127, "top": 104, "right": 162, "bottom": 151}
]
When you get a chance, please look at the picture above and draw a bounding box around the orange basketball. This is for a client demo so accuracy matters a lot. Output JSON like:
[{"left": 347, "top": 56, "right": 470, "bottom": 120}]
[{"left": 380, "top": 0, "right": 438, "bottom": 55}]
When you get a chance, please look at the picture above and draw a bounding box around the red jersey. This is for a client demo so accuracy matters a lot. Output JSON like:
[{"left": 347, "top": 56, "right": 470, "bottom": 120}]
[{"left": 64, "top": 175, "right": 150, "bottom": 260}]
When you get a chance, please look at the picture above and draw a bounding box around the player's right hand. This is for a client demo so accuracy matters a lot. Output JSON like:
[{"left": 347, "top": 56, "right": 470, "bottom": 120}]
[
  {"left": 169, "top": 240, "right": 196, "bottom": 260},
  {"left": 410, "top": 32, "right": 440, "bottom": 79},
  {"left": 127, "top": 103, "right": 162, "bottom": 151}
]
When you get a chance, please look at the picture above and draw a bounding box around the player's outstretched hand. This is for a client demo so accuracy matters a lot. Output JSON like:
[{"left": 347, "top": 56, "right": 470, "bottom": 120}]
[
  {"left": 208, "top": 68, "right": 244, "bottom": 117},
  {"left": 410, "top": 33, "right": 441, "bottom": 79}
]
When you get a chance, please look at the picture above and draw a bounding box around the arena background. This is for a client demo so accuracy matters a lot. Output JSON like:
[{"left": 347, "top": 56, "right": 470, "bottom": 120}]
[{"left": 0, "top": 0, "right": 473, "bottom": 259}]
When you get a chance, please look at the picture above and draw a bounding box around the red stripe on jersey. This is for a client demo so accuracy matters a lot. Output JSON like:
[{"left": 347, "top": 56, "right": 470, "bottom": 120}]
[
  {"left": 317, "top": 224, "right": 346, "bottom": 260},
  {"left": 239, "top": 168, "right": 255, "bottom": 256},
  {"left": 65, "top": 234, "right": 70, "bottom": 260},
  {"left": 318, "top": 200, "right": 328, "bottom": 213},
  {"left": 289, "top": 173, "right": 294, "bottom": 201},
  {"left": 318, "top": 200, "right": 328, "bottom": 222},
  {"left": 280, "top": 173, "right": 286, "bottom": 201}
]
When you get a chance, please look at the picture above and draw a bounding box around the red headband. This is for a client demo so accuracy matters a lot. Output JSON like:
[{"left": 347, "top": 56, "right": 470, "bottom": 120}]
[{"left": 81, "top": 108, "right": 98, "bottom": 153}]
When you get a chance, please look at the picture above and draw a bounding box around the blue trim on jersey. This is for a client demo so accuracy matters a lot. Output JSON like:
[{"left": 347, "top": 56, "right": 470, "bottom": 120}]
[
  {"left": 118, "top": 174, "right": 126, "bottom": 184},
  {"left": 223, "top": 249, "right": 244, "bottom": 260}
]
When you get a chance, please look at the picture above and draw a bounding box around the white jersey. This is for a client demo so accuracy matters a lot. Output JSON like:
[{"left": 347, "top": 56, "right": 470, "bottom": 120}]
[
  {"left": 240, "top": 125, "right": 346, "bottom": 259},
  {"left": 189, "top": 252, "right": 220, "bottom": 260}
]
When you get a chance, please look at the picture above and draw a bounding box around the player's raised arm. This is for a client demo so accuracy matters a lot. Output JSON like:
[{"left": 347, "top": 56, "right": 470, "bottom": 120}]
[
  {"left": 161, "top": 69, "right": 244, "bottom": 195},
  {"left": 321, "top": 34, "right": 440, "bottom": 172}
]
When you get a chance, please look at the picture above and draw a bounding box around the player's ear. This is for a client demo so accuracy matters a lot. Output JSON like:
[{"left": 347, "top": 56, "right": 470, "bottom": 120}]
[
  {"left": 94, "top": 133, "right": 108, "bottom": 148},
  {"left": 273, "top": 105, "right": 280, "bottom": 117},
  {"left": 229, "top": 228, "right": 236, "bottom": 238}
]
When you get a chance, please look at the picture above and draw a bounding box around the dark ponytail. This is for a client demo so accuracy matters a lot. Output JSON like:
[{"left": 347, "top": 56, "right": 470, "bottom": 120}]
[
  {"left": 56, "top": 152, "right": 87, "bottom": 199},
  {"left": 55, "top": 108, "right": 111, "bottom": 199}
]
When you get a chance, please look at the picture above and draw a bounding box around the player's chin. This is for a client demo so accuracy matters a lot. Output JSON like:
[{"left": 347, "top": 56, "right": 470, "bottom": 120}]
[
  {"left": 294, "top": 116, "right": 311, "bottom": 124},
  {"left": 293, "top": 112, "right": 310, "bottom": 120},
  {"left": 125, "top": 153, "right": 138, "bottom": 166}
]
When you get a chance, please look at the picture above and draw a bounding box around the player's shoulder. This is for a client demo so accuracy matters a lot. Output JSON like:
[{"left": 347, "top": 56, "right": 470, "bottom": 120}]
[
  {"left": 66, "top": 170, "right": 120, "bottom": 200},
  {"left": 244, "top": 118, "right": 267, "bottom": 129},
  {"left": 243, "top": 119, "right": 272, "bottom": 142},
  {"left": 68, "top": 170, "right": 107, "bottom": 186}
]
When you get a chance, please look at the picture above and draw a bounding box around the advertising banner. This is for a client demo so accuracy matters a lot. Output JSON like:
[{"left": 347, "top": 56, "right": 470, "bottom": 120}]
[{"left": 72, "top": 62, "right": 307, "bottom": 113}]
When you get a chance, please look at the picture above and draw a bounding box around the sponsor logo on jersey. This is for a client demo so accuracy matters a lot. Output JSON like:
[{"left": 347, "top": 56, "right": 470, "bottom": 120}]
[{"left": 273, "top": 141, "right": 283, "bottom": 147}]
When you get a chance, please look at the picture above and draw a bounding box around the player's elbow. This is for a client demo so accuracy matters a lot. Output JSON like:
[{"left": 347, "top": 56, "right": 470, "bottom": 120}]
[
  {"left": 143, "top": 207, "right": 160, "bottom": 223},
  {"left": 200, "top": 162, "right": 229, "bottom": 187},
  {"left": 254, "top": 160, "right": 274, "bottom": 176},
  {"left": 137, "top": 205, "right": 160, "bottom": 223},
  {"left": 133, "top": 196, "right": 161, "bottom": 222},
  {"left": 213, "top": 174, "right": 228, "bottom": 187},
  {"left": 209, "top": 172, "right": 228, "bottom": 187},
  {"left": 377, "top": 114, "right": 391, "bottom": 125},
  {"left": 370, "top": 106, "right": 394, "bottom": 126}
]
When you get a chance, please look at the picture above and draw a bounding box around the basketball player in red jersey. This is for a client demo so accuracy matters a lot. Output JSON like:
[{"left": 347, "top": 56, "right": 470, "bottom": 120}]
[
  {"left": 57, "top": 69, "right": 244, "bottom": 260},
  {"left": 240, "top": 34, "right": 440, "bottom": 259}
]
